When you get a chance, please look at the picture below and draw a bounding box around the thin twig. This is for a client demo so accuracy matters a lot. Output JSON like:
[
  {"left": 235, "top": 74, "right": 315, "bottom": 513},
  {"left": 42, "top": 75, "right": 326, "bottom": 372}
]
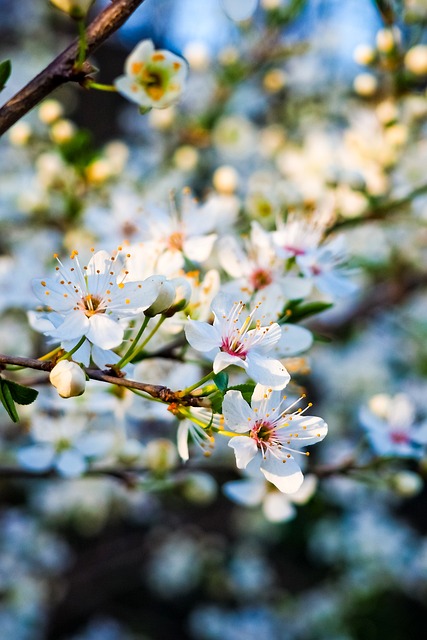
[
  {"left": 0, "top": 353, "right": 211, "bottom": 407},
  {"left": 0, "top": 0, "right": 147, "bottom": 135}
]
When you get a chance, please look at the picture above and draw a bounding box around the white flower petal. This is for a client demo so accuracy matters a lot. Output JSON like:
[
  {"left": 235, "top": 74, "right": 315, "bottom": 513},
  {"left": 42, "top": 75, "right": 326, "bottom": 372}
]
[
  {"left": 284, "top": 415, "right": 328, "bottom": 446},
  {"left": 125, "top": 39, "right": 154, "bottom": 76},
  {"left": 17, "top": 445, "right": 55, "bottom": 471},
  {"left": 213, "top": 350, "right": 247, "bottom": 374},
  {"left": 228, "top": 435, "right": 258, "bottom": 469},
  {"left": 51, "top": 311, "right": 90, "bottom": 341},
  {"left": 246, "top": 352, "right": 290, "bottom": 389},
  {"left": 184, "top": 234, "right": 217, "bottom": 263},
  {"left": 56, "top": 450, "right": 87, "bottom": 478},
  {"left": 263, "top": 492, "right": 296, "bottom": 522},
  {"left": 222, "top": 0, "right": 257, "bottom": 21},
  {"left": 261, "top": 451, "right": 304, "bottom": 494},
  {"left": 223, "top": 390, "right": 255, "bottom": 433},
  {"left": 86, "top": 314, "right": 124, "bottom": 349},
  {"left": 223, "top": 479, "right": 265, "bottom": 506},
  {"left": 277, "top": 324, "right": 313, "bottom": 356},
  {"left": 185, "top": 319, "right": 220, "bottom": 352},
  {"left": 177, "top": 421, "right": 190, "bottom": 461}
]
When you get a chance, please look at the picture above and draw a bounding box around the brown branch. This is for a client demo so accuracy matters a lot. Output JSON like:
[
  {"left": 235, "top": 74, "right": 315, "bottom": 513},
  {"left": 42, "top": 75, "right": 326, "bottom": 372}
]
[
  {"left": 0, "top": 0, "right": 147, "bottom": 136},
  {"left": 0, "top": 353, "right": 211, "bottom": 408}
]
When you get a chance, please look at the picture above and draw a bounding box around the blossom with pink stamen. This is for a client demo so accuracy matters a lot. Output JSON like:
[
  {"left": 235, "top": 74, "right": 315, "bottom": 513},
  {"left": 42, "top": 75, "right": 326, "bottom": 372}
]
[
  {"left": 184, "top": 293, "right": 290, "bottom": 389},
  {"left": 223, "top": 384, "right": 327, "bottom": 493}
]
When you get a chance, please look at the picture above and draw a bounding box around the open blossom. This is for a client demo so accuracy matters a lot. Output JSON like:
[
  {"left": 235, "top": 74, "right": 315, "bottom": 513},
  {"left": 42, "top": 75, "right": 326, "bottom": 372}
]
[
  {"left": 184, "top": 293, "right": 290, "bottom": 389},
  {"left": 32, "top": 249, "right": 161, "bottom": 352},
  {"left": 223, "top": 384, "right": 327, "bottom": 493},
  {"left": 359, "top": 393, "right": 427, "bottom": 458},
  {"left": 114, "top": 39, "right": 188, "bottom": 110}
]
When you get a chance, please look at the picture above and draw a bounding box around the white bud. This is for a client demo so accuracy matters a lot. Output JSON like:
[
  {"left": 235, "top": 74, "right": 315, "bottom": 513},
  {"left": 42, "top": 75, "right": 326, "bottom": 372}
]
[
  {"left": 392, "top": 471, "right": 423, "bottom": 497},
  {"left": 50, "top": 119, "right": 76, "bottom": 144},
  {"left": 404, "top": 45, "right": 427, "bottom": 75},
  {"left": 173, "top": 145, "right": 199, "bottom": 171},
  {"left": 376, "top": 28, "right": 396, "bottom": 53},
  {"left": 353, "top": 44, "right": 376, "bottom": 66},
  {"left": 50, "top": 0, "right": 95, "bottom": 19},
  {"left": 213, "top": 165, "right": 239, "bottom": 194},
  {"left": 376, "top": 99, "right": 398, "bottom": 124},
  {"left": 38, "top": 99, "right": 63, "bottom": 124},
  {"left": 49, "top": 360, "right": 86, "bottom": 398},
  {"left": 181, "top": 472, "right": 217, "bottom": 504},
  {"left": 144, "top": 276, "right": 176, "bottom": 317},
  {"left": 145, "top": 439, "right": 178, "bottom": 472},
  {"left": 353, "top": 73, "right": 378, "bottom": 97},
  {"left": 9, "top": 122, "right": 31, "bottom": 146},
  {"left": 183, "top": 41, "right": 210, "bottom": 71},
  {"left": 162, "top": 277, "right": 192, "bottom": 316}
]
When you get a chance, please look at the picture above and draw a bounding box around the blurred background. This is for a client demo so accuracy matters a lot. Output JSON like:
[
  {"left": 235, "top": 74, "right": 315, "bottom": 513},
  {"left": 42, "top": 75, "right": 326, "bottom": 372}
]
[{"left": 2, "top": 1, "right": 427, "bottom": 639}]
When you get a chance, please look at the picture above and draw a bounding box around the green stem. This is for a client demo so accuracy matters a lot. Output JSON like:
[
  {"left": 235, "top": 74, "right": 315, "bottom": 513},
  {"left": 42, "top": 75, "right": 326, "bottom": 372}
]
[
  {"left": 57, "top": 336, "right": 86, "bottom": 362},
  {"left": 76, "top": 18, "right": 87, "bottom": 70},
  {"left": 38, "top": 346, "right": 61, "bottom": 362},
  {"left": 86, "top": 81, "right": 118, "bottom": 92},
  {"left": 120, "top": 315, "right": 166, "bottom": 367},
  {"left": 179, "top": 371, "right": 214, "bottom": 396},
  {"left": 117, "top": 316, "right": 150, "bottom": 368}
]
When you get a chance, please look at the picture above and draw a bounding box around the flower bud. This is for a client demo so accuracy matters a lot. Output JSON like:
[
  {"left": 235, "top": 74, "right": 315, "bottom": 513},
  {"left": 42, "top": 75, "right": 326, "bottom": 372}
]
[
  {"left": 50, "top": 0, "right": 95, "bottom": 19},
  {"left": 392, "top": 471, "right": 423, "bottom": 497},
  {"left": 376, "top": 28, "right": 396, "bottom": 54},
  {"left": 353, "top": 44, "right": 376, "bottom": 66},
  {"left": 353, "top": 72, "right": 378, "bottom": 97},
  {"left": 38, "top": 99, "right": 63, "bottom": 124},
  {"left": 144, "top": 276, "right": 176, "bottom": 317},
  {"left": 162, "top": 277, "right": 192, "bottom": 317},
  {"left": 181, "top": 472, "right": 217, "bottom": 504},
  {"left": 145, "top": 439, "right": 178, "bottom": 472},
  {"left": 213, "top": 165, "right": 239, "bottom": 194},
  {"left": 9, "top": 122, "right": 31, "bottom": 147},
  {"left": 404, "top": 44, "right": 427, "bottom": 75},
  {"left": 49, "top": 360, "right": 86, "bottom": 398}
]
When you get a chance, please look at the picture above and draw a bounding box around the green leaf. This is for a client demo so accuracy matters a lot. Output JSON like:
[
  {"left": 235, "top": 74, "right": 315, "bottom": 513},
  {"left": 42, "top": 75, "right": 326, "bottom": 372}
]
[
  {"left": 210, "top": 390, "right": 224, "bottom": 415},
  {"left": 0, "top": 59, "right": 11, "bottom": 92},
  {"left": 0, "top": 379, "right": 20, "bottom": 423},
  {"left": 213, "top": 372, "right": 229, "bottom": 392},
  {"left": 227, "top": 382, "right": 256, "bottom": 404},
  {"left": 283, "top": 301, "right": 333, "bottom": 323},
  {"left": 6, "top": 380, "right": 38, "bottom": 405}
]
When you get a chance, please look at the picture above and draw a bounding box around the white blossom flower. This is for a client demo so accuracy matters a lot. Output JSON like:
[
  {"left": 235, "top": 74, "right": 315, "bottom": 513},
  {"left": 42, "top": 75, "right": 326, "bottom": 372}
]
[
  {"left": 126, "top": 191, "right": 217, "bottom": 277},
  {"left": 359, "top": 393, "right": 427, "bottom": 458},
  {"left": 223, "top": 384, "right": 327, "bottom": 493},
  {"left": 114, "top": 39, "right": 188, "bottom": 110},
  {"left": 32, "top": 249, "right": 161, "bottom": 354},
  {"left": 185, "top": 293, "right": 290, "bottom": 389},
  {"left": 50, "top": 0, "right": 94, "bottom": 19},
  {"left": 219, "top": 221, "right": 311, "bottom": 318}
]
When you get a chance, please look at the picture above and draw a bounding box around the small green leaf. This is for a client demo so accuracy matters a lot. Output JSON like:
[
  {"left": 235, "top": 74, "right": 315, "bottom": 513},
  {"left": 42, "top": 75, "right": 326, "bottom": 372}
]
[
  {"left": 227, "top": 382, "right": 256, "bottom": 404},
  {"left": 0, "top": 59, "right": 11, "bottom": 91},
  {"left": 210, "top": 390, "right": 224, "bottom": 414},
  {"left": 0, "top": 379, "right": 20, "bottom": 423},
  {"left": 213, "top": 372, "right": 229, "bottom": 392},
  {"left": 283, "top": 301, "right": 333, "bottom": 322},
  {"left": 7, "top": 380, "right": 38, "bottom": 405}
]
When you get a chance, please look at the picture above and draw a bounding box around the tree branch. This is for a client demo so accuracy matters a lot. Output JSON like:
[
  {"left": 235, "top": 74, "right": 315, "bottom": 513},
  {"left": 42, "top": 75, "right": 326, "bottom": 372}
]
[
  {"left": 0, "top": 353, "right": 211, "bottom": 408},
  {"left": 0, "top": 0, "right": 147, "bottom": 136}
]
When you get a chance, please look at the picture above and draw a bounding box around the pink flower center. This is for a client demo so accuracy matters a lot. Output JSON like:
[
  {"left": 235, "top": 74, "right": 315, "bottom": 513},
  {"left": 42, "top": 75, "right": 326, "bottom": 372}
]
[
  {"left": 284, "top": 245, "right": 306, "bottom": 256},
  {"left": 390, "top": 430, "right": 410, "bottom": 444},
  {"left": 251, "top": 420, "right": 275, "bottom": 445},
  {"left": 250, "top": 268, "right": 273, "bottom": 291},
  {"left": 220, "top": 337, "right": 248, "bottom": 359}
]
